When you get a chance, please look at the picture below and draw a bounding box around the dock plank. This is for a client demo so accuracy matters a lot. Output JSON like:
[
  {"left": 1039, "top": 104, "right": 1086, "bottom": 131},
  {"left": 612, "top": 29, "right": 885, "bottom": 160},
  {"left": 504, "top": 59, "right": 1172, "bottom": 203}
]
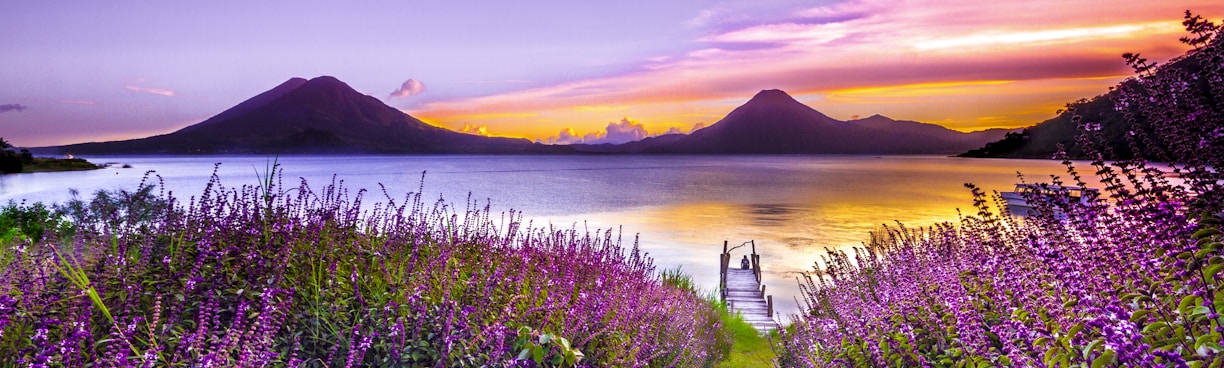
[{"left": 723, "top": 267, "right": 775, "bottom": 332}]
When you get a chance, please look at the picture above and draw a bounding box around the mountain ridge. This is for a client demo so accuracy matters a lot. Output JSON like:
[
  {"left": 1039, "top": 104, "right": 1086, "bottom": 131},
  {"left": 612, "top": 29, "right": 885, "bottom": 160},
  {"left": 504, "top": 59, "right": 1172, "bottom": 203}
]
[
  {"left": 34, "top": 78, "right": 1007, "bottom": 156},
  {"left": 611, "top": 89, "right": 1010, "bottom": 154},
  {"left": 38, "top": 76, "right": 571, "bottom": 155}
]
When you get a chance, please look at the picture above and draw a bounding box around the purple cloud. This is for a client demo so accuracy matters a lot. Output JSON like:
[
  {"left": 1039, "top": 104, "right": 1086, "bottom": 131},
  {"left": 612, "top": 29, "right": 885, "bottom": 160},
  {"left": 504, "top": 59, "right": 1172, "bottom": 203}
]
[
  {"left": 598, "top": 118, "right": 650, "bottom": 144},
  {"left": 389, "top": 78, "right": 427, "bottom": 99},
  {"left": 0, "top": 104, "right": 29, "bottom": 113}
]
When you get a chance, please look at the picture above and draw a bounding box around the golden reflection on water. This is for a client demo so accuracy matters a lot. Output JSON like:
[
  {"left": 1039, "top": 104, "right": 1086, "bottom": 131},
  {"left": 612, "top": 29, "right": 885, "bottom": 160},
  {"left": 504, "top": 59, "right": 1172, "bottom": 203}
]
[{"left": 563, "top": 157, "right": 1097, "bottom": 318}]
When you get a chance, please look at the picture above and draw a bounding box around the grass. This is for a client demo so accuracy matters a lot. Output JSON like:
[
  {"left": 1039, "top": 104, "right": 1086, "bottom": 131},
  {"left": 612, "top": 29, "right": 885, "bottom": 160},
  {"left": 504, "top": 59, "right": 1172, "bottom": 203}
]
[
  {"left": 661, "top": 265, "right": 779, "bottom": 367},
  {"left": 716, "top": 305, "right": 779, "bottom": 367}
]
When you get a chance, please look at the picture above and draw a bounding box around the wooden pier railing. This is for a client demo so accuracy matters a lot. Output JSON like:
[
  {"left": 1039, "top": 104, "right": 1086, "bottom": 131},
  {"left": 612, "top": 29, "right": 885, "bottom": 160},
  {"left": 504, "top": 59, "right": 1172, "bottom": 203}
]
[{"left": 719, "top": 240, "right": 775, "bottom": 332}]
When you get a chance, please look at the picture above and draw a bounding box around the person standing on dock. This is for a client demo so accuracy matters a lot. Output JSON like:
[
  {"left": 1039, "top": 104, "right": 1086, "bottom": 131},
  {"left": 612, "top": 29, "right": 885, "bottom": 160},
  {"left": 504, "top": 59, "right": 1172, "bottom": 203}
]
[{"left": 740, "top": 255, "right": 750, "bottom": 270}]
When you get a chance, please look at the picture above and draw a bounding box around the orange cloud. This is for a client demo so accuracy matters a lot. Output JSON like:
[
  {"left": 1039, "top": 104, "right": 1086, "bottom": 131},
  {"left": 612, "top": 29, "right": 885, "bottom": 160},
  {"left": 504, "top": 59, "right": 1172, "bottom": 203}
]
[
  {"left": 415, "top": 0, "right": 1223, "bottom": 140},
  {"left": 459, "top": 123, "right": 491, "bottom": 137}
]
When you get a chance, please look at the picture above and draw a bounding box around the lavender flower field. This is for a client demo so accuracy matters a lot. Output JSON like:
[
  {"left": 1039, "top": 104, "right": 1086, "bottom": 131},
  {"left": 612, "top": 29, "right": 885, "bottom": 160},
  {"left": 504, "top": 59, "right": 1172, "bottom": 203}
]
[
  {"left": 779, "top": 13, "right": 1224, "bottom": 367},
  {"left": 0, "top": 165, "right": 731, "bottom": 366}
]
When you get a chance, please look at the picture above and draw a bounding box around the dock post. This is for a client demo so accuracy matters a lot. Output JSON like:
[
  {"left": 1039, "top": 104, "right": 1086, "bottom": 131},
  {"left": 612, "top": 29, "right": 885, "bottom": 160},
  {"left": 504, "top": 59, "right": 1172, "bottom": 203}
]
[
  {"left": 721, "top": 239, "right": 776, "bottom": 332},
  {"left": 752, "top": 255, "right": 761, "bottom": 283},
  {"left": 750, "top": 240, "right": 760, "bottom": 282},
  {"left": 719, "top": 241, "right": 729, "bottom": 302}
]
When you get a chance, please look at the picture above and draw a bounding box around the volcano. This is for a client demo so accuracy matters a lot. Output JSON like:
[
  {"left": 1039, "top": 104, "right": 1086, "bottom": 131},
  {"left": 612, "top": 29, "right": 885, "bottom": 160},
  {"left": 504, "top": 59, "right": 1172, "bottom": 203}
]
[
  {"left": 44, "top": 76, "right": 570, "bottom": 154},
  {"left": 643, "top": 89, "right": 1009, "bottom": 154}
]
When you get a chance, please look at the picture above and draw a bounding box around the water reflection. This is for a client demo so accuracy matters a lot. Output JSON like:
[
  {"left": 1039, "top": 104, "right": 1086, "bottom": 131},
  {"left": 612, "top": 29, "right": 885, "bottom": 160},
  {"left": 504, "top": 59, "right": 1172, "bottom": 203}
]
[{"left": 1, "top": 155, "right": 1090, "bottom": 319}]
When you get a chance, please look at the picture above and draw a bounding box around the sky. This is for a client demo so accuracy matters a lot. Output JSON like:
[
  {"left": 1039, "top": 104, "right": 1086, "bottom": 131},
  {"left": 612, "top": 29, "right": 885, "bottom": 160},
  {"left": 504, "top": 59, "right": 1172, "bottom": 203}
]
[{"left": 2, "top": 1, "right": 1222, "bottom": 147}]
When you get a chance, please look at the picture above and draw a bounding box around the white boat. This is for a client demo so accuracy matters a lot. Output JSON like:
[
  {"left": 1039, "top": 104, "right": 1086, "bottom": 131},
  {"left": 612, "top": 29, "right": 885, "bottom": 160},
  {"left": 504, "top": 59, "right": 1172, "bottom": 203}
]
[{"left": 1001, "top": 183, "right": 1100, "bottom": 215}]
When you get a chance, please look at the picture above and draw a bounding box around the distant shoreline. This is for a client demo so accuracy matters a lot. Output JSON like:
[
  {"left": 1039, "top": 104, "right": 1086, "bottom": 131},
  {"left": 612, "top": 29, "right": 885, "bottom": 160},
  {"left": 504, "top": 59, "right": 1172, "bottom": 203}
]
[{"left": 17, "top": 156, "right": 104, "bottom": 173}]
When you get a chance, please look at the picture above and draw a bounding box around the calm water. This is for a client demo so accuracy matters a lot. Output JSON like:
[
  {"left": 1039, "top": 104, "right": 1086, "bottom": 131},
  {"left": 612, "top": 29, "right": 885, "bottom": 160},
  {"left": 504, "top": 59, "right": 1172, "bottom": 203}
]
[{"left": 0, "top": 155, "right": 1083, "bottom": 318}]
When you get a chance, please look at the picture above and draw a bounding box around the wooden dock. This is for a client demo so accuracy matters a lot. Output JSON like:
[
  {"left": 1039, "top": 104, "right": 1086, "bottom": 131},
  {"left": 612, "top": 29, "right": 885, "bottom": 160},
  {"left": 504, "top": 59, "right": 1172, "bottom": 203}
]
[{"left": 719, "top": 240, "right": 775, "bottom": 332}]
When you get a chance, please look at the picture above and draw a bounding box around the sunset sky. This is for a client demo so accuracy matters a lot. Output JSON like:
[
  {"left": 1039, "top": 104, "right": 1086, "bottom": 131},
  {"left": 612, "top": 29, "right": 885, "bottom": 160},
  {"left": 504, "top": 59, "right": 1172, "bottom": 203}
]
[{"left": 2, "top": 1, "right": 1222, "bottom": 147}]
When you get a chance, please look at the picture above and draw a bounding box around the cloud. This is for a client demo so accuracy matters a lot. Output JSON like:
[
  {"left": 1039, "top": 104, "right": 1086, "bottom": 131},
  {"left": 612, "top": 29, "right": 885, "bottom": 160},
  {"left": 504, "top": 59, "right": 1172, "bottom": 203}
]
[
  {"left": 0, "top": 104, "right": 28, "bottom": 113},
  {"left": 598, "top": 118, "right": 651, "bottom": 144},
  {"left": 459, "top": 123, "right": 490, "bottom": 137},
  {"left": 689, "top": 122, "right": 708, "bottom": 133},
  {"left": 420, "top": 0, "right": 1221, "bottom": 136},
  {"left": 124, "top": 85, "right": 176, "bottom": 97},
  {"left": 389, "top": 78, "right": 427, "bottom": 99},
  {"left": 664, "top": 127, "right": 684, "bottom": 135},
  {"left": 543, "top": 118, "right": 662, "bottom": 145},
  {"left": 546, "top": 128, "right": 585, "bottom": 145}
]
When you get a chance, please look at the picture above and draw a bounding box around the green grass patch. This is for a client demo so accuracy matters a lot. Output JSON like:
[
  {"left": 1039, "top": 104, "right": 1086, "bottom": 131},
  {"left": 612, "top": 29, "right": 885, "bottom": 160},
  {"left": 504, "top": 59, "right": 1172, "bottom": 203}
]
[
  {"left": 21, "top": 157, "right": 101, "bottom": 172},
  {"left": 717, "top": 305, "right": 779, "bottom": 367}
]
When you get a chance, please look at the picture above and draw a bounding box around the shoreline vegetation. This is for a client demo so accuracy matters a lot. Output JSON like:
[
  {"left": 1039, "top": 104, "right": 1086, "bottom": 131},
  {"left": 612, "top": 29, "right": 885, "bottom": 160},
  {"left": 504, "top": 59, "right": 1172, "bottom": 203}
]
[
  {"left": 2, "top": 138, "right": 104, "bottom": 174},
  {"left": 19, "top": 157, "right": 104, "bottom": 173}
]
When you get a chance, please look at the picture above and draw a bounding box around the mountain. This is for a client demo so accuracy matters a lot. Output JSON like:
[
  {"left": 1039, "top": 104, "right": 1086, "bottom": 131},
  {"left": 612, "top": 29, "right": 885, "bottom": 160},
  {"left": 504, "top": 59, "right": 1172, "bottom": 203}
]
[
  {"left": 624, "top": 89, "right": 1010, "bottom": 154},
  {"left": 40, "top": 76, "right": 571, "bottom": 155}
]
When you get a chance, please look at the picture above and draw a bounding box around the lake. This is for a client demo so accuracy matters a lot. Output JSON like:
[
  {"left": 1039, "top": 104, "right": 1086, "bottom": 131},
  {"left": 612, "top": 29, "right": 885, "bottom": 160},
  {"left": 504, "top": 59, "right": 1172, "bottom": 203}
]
[{"left": 0, "top": 155, "right": 1082, "bottom": 318}]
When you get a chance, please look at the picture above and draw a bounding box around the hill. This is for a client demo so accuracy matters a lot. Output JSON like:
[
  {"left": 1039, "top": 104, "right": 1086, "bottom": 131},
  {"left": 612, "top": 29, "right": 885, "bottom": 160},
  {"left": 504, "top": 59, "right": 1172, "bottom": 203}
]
[
  {"left": 38, "top": 76, "right": 571, "bottom": 155},
  {"left": 957, "top": 90, "right": 1131, "bottom": 159},
  {"left": 959, "top": 52, "right": 1211, "bottom": 160}
]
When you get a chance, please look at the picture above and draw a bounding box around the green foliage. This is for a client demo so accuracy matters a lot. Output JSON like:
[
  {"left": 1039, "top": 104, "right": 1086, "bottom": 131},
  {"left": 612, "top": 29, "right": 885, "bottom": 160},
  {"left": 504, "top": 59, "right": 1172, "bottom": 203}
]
[
  {"left": 20, "top": 157, "right": 101, "bottom": 173},
  {"left": 0, "top": 143, "right": 21, "bottom": 174},
  {"left": 512, "top": 325, "right": 586, "bottom": 367},
  {"left": 55, "top": 180, "right": 171, "bottom": 232},
  {"left": 0, "top": 201, "right": 72, "bottom": 244},
  {"left": 661, "top": 265, "right": 698, "bottom": 294},
  {"left": 716, "top": 304, "right": 778, "bottom": 368}
]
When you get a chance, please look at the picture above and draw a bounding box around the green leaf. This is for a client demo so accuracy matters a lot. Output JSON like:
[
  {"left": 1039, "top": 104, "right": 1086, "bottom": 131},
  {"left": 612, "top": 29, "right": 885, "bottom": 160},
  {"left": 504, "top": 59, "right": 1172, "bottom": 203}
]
[
  {"left": 1141, "top": 321, "right": 1171, "bottom": 334},
  {"left": 1130, "top": 309, "right": 1151, "bottom": 323},
  {"left": 1043, "top": 348, "right": 1059, "bottom": 368},
  {"left": 1209, "top": 264, "right": 1224, "bottom": 279},
  {"left": 1091, "top": 349, "right": 1115, "bottom": 368},
  {"left": 531, "top": 345, "right": 544, "bottom": 363},
  {"left": 1181, "top": 295, "right": 1201, "bottom": 315},
  {"left": 1193, "top": 306, "right": 1213, "bottom": 318},
  {"left": 1195, "top": 228, "right": 1221, "bottom": 239},
  {"left": 1067, "top": 323, "right": 1085, "bottom": 339},
  {"left": 1083, "top": 338, "right": 1104, "bottom": 360}
]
